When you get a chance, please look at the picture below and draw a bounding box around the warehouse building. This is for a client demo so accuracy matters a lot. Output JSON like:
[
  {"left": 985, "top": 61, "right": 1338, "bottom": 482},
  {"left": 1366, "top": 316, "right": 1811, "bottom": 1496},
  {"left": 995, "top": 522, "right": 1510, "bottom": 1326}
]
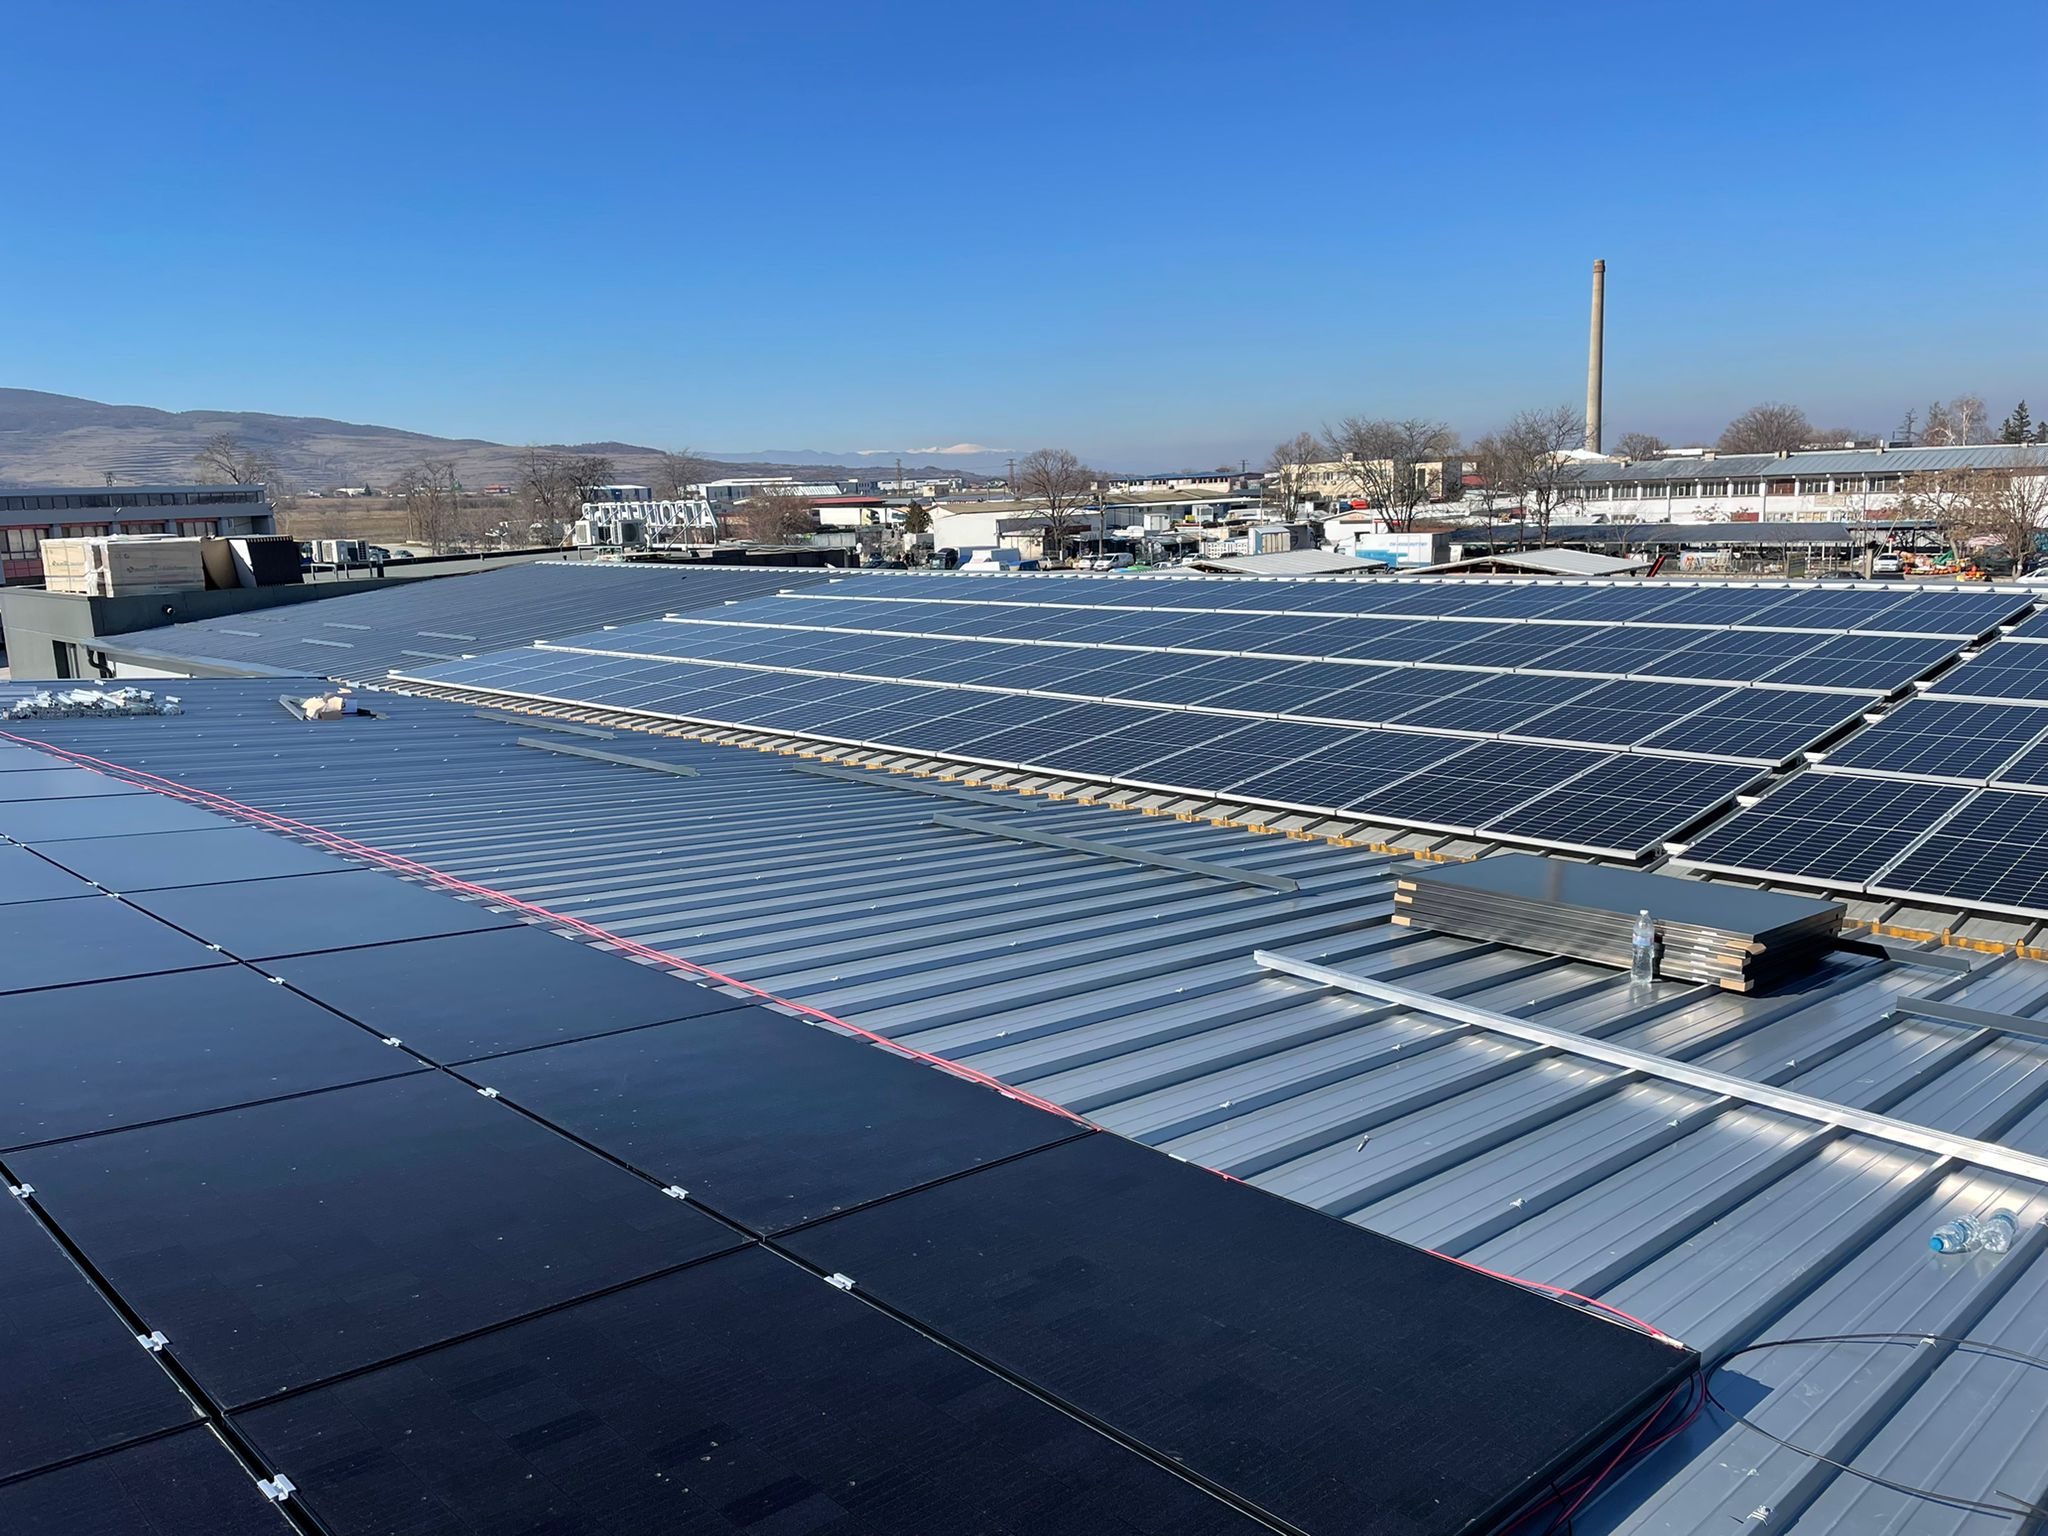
[{"left": 1556, "top": 442, "right": 2047, "bottom": 523}]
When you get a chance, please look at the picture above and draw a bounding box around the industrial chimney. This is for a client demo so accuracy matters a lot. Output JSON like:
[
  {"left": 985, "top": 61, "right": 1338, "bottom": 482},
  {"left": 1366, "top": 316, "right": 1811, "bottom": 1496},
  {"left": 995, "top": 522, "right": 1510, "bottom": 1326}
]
[{"left": 1585, "top": 259, "right": 1605, "bottom": 455}]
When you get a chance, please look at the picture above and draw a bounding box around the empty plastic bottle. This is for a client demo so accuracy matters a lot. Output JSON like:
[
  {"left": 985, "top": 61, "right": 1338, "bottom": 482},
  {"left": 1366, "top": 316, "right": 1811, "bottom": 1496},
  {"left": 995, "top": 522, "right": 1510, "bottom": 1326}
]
[
  {"left": 1630, "top": 909, "right": 1658, "bottom": 984},
  {"left": 1929, "top": 1209, "right": 2020, "bottom": 1254}
]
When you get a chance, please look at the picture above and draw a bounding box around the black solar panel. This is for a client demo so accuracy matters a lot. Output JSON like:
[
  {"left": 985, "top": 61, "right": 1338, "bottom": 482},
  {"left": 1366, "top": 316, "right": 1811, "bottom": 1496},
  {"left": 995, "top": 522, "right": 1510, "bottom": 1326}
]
[
  {"left": 1680, "top": 774, "right": 1973, "bottom": 883},
  {"left": 9, "top": 1072, "right": 745, "bottom": 1408},
  {"left": 0, "top": 898, "right": 227, "bottom": 994},
  {"left": 778, "top": 1134, "right": 1697, "bottom": 1536},
  {"left": 0, "top": 966, "right": 421, "bottom": 1152},
  {"left": 1486, "top": 756, "right": 1763, "bottom": 857},
  {"left": 1822, "top": 697, "right": 2048, "bottom": 783},
  {"left": 233, "top": 1247, "right": 1265, "bottom": 1536},
  {"left": 0, "top": 844, "right": 95, "bottom": 906},
  {"left": 0, "top": 1194, "right": 200, "bottom": 1481},
  {"left": 471, "top": 1005, "right": 1082, "bottom": 1233},
  {"left": 0, "top": 1426, "right": 287, "bottom": 1536}
]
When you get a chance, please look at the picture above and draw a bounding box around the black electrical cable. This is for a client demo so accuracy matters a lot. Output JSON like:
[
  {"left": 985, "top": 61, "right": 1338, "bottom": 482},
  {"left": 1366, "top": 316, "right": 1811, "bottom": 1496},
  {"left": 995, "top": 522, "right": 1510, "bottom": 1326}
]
[{"left": 1704, "top": 1331, "right": 2048, "bottom": 1522}]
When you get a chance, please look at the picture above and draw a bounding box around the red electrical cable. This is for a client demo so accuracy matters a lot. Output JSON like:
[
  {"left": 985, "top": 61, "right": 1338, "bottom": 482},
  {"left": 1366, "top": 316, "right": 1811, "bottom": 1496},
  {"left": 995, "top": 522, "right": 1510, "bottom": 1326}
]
[{"left": 3, "top": 729, "right": 1689, "bottom": 1352}]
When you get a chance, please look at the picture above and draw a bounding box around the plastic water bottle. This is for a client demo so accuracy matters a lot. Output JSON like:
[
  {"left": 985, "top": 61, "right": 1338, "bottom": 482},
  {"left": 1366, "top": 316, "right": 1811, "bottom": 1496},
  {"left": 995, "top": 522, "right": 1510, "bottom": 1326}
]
[
  {"left": 1930, "top": 1209, "right": 2020, "bottom": 1254},
  {"left": 1630, "top": 909, "right": 1657, "bottom": 984}
]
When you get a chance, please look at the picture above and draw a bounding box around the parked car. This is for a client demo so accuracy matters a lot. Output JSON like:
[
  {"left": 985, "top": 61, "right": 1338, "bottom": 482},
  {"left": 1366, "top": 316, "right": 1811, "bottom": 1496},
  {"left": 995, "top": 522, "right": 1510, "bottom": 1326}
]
[{"left": 1871, "top": 552, "right": 1904, "bottom": 577}]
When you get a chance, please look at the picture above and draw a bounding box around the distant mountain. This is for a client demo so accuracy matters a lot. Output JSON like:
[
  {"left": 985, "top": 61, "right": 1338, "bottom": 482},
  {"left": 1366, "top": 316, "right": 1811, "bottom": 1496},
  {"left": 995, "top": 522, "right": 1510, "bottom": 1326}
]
[{"left": 0, "top": 389, "right": 999, "bottom": 490}]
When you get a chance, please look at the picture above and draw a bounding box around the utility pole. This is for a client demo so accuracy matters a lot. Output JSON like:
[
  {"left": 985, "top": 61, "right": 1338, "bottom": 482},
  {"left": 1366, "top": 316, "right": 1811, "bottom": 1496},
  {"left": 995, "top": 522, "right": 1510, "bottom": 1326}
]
[{"left": 1006, "top": 457, "right": 1016, "bottom": 497}]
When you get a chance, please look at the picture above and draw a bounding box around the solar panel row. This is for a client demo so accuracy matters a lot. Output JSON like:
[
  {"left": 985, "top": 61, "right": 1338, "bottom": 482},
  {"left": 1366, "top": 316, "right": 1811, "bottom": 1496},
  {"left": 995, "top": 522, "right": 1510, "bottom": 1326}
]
[
  {"left": 509, "top": 622, "right": 1878, "bottom": 763},
  {"left": 402, "top": 649, "right": 1761, "bottom": 856},
  {"left": 675, "top": 596, "right": 1971, "bottom": 693},
  {"left": 798, "top": 573, "right": 2030, "bottom": 638}
]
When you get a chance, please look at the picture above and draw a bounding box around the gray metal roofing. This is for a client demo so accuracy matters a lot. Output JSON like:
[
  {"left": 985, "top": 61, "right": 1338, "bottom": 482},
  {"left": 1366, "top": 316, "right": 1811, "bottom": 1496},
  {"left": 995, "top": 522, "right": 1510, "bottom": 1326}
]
[
  {"left": 98, "top": 561, "right": 850, "bottom": 681},
  {"left": 5, "top": 678, "right": 2048, "bottom": 1533},
  {"left": 1576, "top": 444, "right": 2046, "bottom": 484},
  {"left": 1539, "top": 522, "right": 1929, "bottom": 546}
]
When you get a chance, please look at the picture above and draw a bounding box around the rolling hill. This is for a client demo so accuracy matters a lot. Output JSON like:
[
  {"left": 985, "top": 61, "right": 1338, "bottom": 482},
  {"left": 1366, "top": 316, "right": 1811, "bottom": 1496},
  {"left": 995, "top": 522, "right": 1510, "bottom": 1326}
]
[{"left": 0, "top": 389, "right": 994, "bottom": 490}]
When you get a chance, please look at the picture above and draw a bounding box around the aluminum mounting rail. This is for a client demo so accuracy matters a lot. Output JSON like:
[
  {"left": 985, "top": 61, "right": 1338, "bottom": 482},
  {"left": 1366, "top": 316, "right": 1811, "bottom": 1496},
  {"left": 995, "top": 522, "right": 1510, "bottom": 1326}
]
[{"left": 1255, "top": 949, "right": 2048, "bottom": 1187}]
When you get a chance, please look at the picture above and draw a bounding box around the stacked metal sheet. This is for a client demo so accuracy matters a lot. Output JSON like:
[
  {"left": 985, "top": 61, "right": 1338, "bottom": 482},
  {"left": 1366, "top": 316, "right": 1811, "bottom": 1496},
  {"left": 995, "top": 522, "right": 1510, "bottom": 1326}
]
[{"left": 1393, "top": 853, "right": 1844, "bottom": 991}]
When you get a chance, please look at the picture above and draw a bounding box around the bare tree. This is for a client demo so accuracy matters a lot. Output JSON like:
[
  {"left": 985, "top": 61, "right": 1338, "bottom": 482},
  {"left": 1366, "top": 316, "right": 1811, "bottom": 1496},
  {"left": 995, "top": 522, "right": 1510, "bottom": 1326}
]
[
  {"left": 649, "top": 448, "right": 710, "bottom": 500},
  {"left": 518, "top": 446, "right": 616, "bottom": 545},
  {"left": 1318, "top": 417, "right": 1458, "bottom": 531},
  {"left": 1264, "top": 432, "right": 1320, "bottom": 521},
  {"left": 731, "top": 490, "right": 817, "bottom": 543},
  {"left": 1492, "top": 405, "right": 1589, "bottom": 543},
  {"left": 1717, "top": 402, "right": 1815, "bottom": 454},
  {"left": 1013, "top": 447, "right": 1095, "bottom": 565},
  {"left": 1947, "top": 449, "right": 2048, "bottom": 573},
  {"left": 1612, "top": 431, "right": 1669, "bottom": 461},
  {"left": 1915, "top": 397, "right": 1988, "bottom": 446},
  {"left": 192, "top": 431, "right": 298, "bottom": 511},
  {"left": 392, "top": 458, "right": 463, "bottom": 553}
]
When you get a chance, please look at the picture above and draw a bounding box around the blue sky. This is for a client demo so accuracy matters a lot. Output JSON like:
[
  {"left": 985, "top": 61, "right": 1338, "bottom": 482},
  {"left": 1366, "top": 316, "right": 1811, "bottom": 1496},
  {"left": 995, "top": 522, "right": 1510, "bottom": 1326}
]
[{"left": 6, "top": 0, "right": 2043, "bottom": 470}]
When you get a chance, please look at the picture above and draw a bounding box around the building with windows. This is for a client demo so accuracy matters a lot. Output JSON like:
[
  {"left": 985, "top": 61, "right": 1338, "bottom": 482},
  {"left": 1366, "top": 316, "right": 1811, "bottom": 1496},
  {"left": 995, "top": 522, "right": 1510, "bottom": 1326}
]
[
  {"left": 692, "top": 475, "right": 844, "bottom": 513},
  {"left": 0, "top": 484, "right": 275, "bottom": 585},
  {"left": 1554, "top": 443, "right": 2047, "bottom": 523}
]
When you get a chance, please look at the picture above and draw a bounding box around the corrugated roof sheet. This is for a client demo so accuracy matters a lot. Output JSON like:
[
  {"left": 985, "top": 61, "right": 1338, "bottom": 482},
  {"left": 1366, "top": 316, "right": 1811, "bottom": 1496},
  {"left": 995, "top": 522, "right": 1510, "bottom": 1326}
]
[
  {"left": 5, "top": 679, "right": 2048, "bottom": 1532},
  {"left": 98, "top": 561, "right": 850, "bottom": 681},
  {"left": 1577, "top": 444, "right": 2045, "bottom": 484}
]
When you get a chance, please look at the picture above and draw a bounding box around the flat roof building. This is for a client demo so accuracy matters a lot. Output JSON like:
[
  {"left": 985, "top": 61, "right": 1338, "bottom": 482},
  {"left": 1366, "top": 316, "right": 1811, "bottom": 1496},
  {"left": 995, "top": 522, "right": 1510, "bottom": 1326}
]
[{"left": 0, "top": 484, "right": 275, "bottom": 585}]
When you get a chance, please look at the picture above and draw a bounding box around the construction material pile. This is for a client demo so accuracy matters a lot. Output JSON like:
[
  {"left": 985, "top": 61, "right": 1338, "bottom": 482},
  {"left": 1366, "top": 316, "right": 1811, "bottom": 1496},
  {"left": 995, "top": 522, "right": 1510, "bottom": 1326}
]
[
  {"left": 1394, "top": 853, "right": 1844, "bottom": 992},
  {"left": 1, "top": 687, "right": 182, "bottom": 721}
]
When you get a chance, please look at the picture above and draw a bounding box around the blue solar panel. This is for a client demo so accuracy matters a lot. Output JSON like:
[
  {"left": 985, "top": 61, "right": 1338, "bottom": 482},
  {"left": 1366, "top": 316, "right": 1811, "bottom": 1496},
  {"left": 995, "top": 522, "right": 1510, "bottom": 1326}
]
[
  {"left": 1535, "top": 587, "right": 1694, "bottom": 624},
  {"left": 1511, "top": 680, "right": 1733, "bottom": 747},
  {"left": 1032, "top": 711, "right": 1255, "bottom": 778},
  {"left": 1636, "top": 688, "right": 1867, "bottom": 763},
  {"left": 1530, "top": 631, "right": 1699, "bottom": 677},
  {"left": 1872, "top": 790, "right": 2048, "bottom": 911},
  {"left": 1735, "top": 589, "right": 1913, "bottom": 632},
  {"left": 1633, "top": 629, "right": 1826, "bottom": 682},
  {"left": 1384, "top": 673, "right": 1599, "bottom": 734},
  {"left": 1756, "top": 633, "right": 1962, "bottom": 692},
  {"left": 1350, "top": 741, "right": 1611, "bottom": 826},
  {"left": 1680, "top": 773, "right": 1972, "bottom": 883},
  {"left": 1226, "top": 730, "right": 1467, "bottom": 809},
  {"left": 1822, "top": 697, "right": 2048, "bottom": 782},
  {"left": 1924, "top": 646, "right": 2048, "bottom": 703},
  {"left": 1486, "top": 756, "right": 1764, "bottom": 857},
  {"left": 1859, "top": 590, "right": 2033, "bottom": 637}
]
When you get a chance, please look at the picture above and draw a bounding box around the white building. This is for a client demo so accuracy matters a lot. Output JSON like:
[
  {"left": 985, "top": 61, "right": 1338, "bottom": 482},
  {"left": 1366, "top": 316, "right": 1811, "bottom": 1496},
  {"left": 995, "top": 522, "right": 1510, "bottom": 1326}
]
[
  {"left": 1553, "top": 443, "right": 2046, "bottom": 523},
  {"left": 692, "top": 476, "right": 843, "bottom": 513}
]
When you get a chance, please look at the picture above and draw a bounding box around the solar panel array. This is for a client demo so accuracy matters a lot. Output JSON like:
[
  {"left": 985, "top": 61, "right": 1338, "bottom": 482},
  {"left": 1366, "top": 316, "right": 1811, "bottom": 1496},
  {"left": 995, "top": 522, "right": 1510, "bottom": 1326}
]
[
  {"left": 102, "top": 561, "right": 845, "bottom": 681},
  {"left": 0, "top": 744, "right": 1692, "bottom": 1534},
  {"left": 395, "top": 576, "right": 2031, "bottom": 862},
  {"left": 1681, "top": 594, "right": 2048, "bottom": 914}
]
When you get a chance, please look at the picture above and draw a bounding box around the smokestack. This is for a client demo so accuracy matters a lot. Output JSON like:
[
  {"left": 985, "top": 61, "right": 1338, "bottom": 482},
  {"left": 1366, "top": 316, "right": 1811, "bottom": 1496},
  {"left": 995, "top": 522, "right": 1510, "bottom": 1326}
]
[{"left": 1585, "top": 259, "right": 1605, "bottom": 455}]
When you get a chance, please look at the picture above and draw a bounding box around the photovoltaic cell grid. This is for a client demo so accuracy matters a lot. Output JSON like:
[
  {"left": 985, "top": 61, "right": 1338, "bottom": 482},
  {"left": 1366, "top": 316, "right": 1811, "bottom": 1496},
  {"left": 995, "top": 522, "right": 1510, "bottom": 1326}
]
[
  {"left": 0, "top": 746, "right": 1694, "bottom": 1534},
  {"left": 1679, "top": 775, "right": 1975, "bottom": 886},
  {"left": 392, "top": 578, "right": 2032, "bottom": 860}
]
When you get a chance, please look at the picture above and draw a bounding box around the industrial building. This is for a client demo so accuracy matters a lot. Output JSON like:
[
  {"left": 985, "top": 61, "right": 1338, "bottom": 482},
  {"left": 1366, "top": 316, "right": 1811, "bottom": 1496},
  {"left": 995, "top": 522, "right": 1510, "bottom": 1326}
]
[
  {"left": 5, "top": 562, "right": 2048, "bottom": 1534},
  {"left": 0, "top": 484, "right": 275, "bottom": 585},
  {"left": 1555, "top": 443, "right": 2048, "bottom": 524}
]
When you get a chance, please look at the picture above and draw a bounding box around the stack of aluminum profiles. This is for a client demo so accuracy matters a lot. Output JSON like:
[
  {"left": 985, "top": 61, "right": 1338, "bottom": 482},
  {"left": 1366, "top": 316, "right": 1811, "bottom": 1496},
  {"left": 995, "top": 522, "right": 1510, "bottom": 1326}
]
[{"left": 1393, "top": 852, "right": 1844, "bottom": 991}]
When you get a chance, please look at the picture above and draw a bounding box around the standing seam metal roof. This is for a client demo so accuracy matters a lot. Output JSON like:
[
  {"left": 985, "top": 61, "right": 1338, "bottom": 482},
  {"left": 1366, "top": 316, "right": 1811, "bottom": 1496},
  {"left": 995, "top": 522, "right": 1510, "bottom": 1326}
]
[{"left": 4, "top": 680, "right": 2048, "bottom": 1531}]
